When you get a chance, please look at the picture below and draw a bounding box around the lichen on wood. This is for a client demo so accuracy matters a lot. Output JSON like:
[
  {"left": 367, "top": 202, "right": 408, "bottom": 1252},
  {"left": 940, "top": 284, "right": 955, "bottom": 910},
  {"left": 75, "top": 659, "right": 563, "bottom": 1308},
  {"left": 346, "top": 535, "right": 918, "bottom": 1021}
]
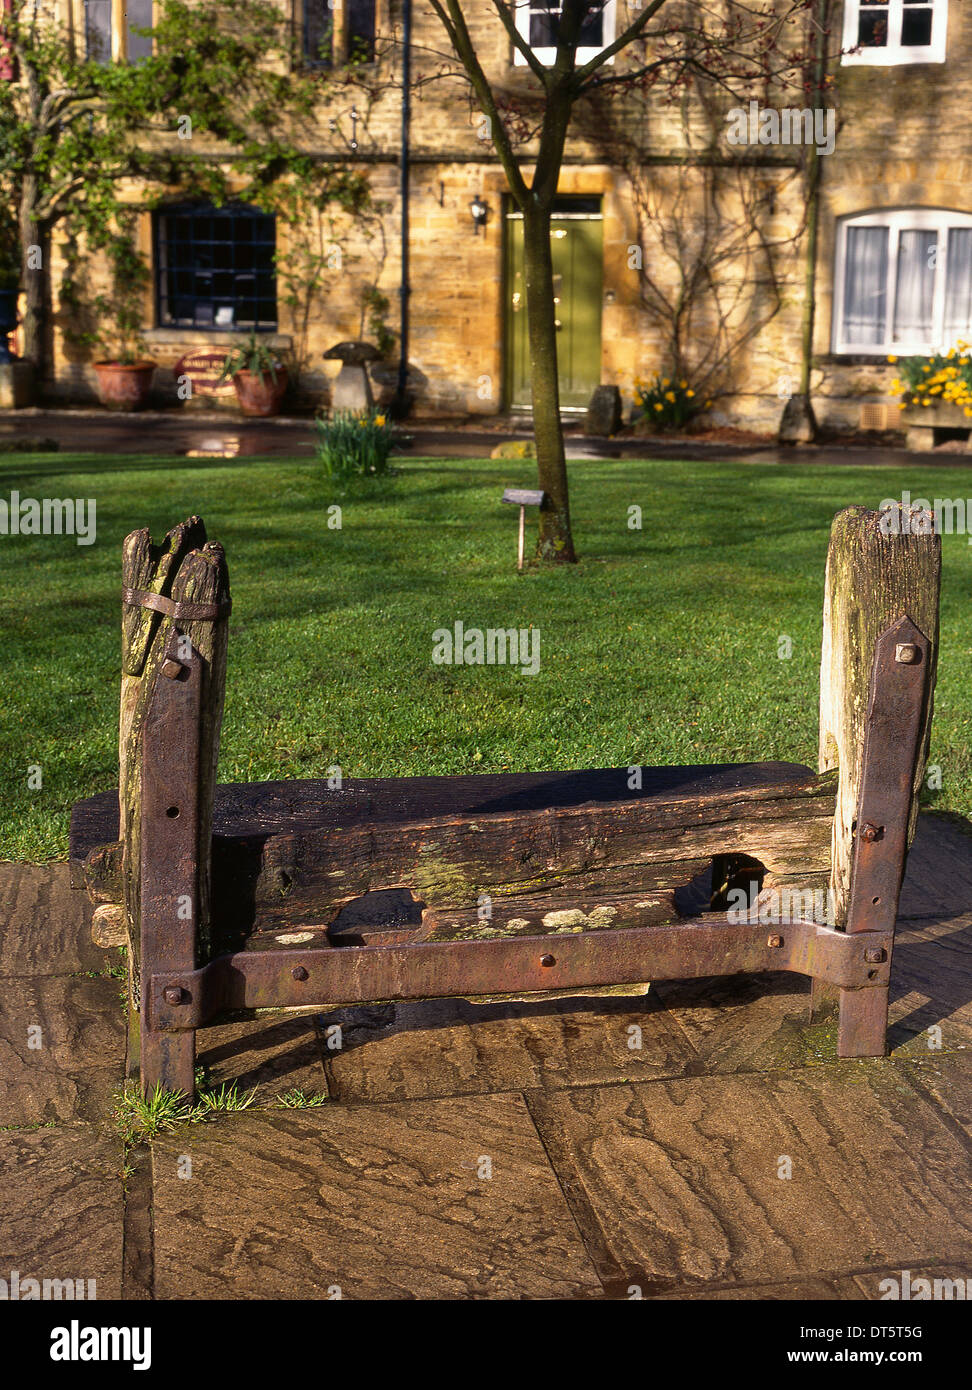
[{"left": 819, "top": 504, "right": 940, "bottom": 926}]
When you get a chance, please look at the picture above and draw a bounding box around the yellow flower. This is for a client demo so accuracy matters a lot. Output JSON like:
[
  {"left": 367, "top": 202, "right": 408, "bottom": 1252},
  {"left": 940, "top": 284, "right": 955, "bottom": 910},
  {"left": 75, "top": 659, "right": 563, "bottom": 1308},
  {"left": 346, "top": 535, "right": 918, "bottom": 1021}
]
[
  {"left": 662, "top": 378, "right": 670, "bottom": 388},
  {"left": 374, "top": 414, "right": 386, "bottom": 426},
  {"left": 704, "top": 399, "right": 713, "bottom": 408},
  {"left": 686, "top": 389, "right": 695, "bottom": 398},
  {"left": 887, "top": 355, "right": 898, "bottom": 364},
  {"left": 653, "top": 402, "right": 663, "bottom": 411},
  {"left": 679, "top": 379, "right": 688, "bottom": 388},
  {"left": 664, "top": 391, "right": 676, "bottom": 403}
]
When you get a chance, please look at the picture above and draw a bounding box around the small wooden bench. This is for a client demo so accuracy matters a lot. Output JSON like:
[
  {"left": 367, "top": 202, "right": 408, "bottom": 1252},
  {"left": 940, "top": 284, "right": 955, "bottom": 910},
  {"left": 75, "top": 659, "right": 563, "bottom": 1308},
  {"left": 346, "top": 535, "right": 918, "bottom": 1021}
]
[{"left": 70, "top": 505, "right": 940, "bottom": 1099}]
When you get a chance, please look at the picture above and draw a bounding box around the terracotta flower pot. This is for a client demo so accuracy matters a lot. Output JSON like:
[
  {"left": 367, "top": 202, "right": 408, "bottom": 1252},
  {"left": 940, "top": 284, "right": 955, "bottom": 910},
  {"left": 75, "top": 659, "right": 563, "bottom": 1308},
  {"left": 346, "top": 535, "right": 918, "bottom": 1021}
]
[
  {"left": 93, "top": 360, "right": 156, "bottom": 412},
  {"left": 232, "top": 367, "right": 289, "bottom": 417}
]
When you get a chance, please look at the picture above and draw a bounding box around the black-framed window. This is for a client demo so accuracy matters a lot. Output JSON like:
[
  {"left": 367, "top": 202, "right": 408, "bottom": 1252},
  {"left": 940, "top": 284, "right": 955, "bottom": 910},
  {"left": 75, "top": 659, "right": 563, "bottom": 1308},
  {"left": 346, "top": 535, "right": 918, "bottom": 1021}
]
[
  {"left": 347, "top": 0, "right": 376, "bottom": 62},
  {"left": 303, "top": 0, "right": 335, "bottom": 67},
  {"left": 84, "top": 0, "right": 112, "bottom": 63},
  {"left": 155, "top": 204, "right": 278, "bottom": 332}
]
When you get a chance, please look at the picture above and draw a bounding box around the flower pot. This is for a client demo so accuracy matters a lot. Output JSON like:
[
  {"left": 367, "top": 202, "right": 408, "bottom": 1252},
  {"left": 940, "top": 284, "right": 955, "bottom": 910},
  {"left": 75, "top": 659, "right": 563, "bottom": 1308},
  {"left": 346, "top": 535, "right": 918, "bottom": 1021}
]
[
  {"left": 93, "top": 360, "right": 156, "bottom": 412},
  {"left": 232, "top": 367, "right": 289, "bottom": 417}
]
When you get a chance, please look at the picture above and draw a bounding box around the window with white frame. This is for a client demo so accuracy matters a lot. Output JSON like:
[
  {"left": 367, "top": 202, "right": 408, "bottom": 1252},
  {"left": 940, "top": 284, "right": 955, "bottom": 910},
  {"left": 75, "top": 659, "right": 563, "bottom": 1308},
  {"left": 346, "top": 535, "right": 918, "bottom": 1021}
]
[
  {"left": 834, "top": 210, "right": 972, "bottom": 355},
  {"left": 513, "top": 1, "right": 616, "bottom": 67},
  {"left": 83, "top": 0, "right": 154, "bottom": 64},
  {"left": 841, "top": 0, "right": 948, "bottom": 66}
]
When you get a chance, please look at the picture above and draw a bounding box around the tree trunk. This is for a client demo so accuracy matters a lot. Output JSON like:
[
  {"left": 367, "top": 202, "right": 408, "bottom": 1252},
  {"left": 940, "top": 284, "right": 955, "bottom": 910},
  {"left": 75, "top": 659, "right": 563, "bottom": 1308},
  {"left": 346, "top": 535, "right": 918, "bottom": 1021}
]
[
  {"left": 523, "top": 203, "right": 577, "bottom": 564},
  {"left": 18, "top": 176, "right": 45, "bottom": 372}
]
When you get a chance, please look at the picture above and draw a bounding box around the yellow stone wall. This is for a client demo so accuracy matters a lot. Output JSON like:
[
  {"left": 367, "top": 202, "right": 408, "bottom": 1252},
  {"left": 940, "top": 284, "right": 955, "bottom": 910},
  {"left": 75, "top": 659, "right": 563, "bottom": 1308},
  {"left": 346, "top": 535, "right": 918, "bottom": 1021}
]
[{"left": 33, "top": 2, "right": 972, "bottom": 432}]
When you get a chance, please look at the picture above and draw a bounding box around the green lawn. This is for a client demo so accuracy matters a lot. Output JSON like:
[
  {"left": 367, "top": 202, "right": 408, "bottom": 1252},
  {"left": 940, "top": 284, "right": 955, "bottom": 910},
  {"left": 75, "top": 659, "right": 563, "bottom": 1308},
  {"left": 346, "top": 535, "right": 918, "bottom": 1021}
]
[{"left": 2, "top": 449, "right": 972, "bottom": 862}]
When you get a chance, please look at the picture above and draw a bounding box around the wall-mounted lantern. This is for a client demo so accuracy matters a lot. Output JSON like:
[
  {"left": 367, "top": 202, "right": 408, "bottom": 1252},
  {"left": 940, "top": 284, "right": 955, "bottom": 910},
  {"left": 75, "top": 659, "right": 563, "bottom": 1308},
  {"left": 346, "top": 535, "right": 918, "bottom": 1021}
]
[{"left": 469, "top": 196, "right": 489, "bottom": 235}]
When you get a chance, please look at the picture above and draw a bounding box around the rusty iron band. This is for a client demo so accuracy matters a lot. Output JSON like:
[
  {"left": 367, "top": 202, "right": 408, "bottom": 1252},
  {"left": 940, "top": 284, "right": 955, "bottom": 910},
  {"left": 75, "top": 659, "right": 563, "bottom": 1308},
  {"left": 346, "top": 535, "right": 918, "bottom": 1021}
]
[{"left": 122, "top": 586, "right": 231, "bottom": 622}]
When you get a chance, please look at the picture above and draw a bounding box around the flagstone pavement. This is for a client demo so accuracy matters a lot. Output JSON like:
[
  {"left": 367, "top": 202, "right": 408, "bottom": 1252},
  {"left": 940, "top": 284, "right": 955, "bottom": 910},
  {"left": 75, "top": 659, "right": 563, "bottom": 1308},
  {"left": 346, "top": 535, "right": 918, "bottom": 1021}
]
[{"left": 1, "top": 812, "right": 971, "bottom": 1300}]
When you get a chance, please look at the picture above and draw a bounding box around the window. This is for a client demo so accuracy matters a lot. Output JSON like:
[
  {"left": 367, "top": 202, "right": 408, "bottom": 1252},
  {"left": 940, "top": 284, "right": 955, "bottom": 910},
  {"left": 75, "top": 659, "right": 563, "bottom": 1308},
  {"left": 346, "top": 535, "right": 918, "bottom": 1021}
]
[
  {"left": 303, "top": 0, "right": 335, "bottom": 67},
  {"left": 84, "top": 0, "right": 154, "bottom": 64},
  {"left": 513, "top": 1, "right": 616, "bottom": 67},
  {"left": 84, "top": 0, "right": 112, "bottom": 62},
  {"left": 126, "top": 0, "right": 154, "bottom": 64},
  {"left": 841, "top": 0, "right": 947, "bottom": 66},
  {"left": 347, "top": 0, "right": 376, "bottom": 62},
  {"left": 834, "top": 210, "right": 972, "bottom": 355},
  {"left": 302, "top": 0, "right": 375, "bottom": 67},
  {"left": 155, "top": 204, "right": 278, "bottom": 332}
]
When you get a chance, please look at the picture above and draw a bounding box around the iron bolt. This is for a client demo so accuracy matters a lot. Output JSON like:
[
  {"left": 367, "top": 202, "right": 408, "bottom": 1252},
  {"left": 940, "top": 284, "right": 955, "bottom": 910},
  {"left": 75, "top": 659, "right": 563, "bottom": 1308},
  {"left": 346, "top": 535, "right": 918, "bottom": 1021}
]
[
  {"left": 895, "top": 643, "right": 921, "bottom": 665},
  {"left": 859, "top": 822, "right": 883, "bottom": 842},
  {"left": 767, "top": 934, "right": 783, "bottom": 948},
  {"left": 864, "top": 947, "right": 887, "bottom": 964},
  {"left": 540, "top": 954, "right": 556, "bottom": 967},
  {"left": 162, "top": 985, "right": 185, "bottom": 1006},
  {"left": 160, "top": 658, "right": 184, "bottom": 680},
  {"left": 292, "top": 965, "right": 309, "bottom": 982}
]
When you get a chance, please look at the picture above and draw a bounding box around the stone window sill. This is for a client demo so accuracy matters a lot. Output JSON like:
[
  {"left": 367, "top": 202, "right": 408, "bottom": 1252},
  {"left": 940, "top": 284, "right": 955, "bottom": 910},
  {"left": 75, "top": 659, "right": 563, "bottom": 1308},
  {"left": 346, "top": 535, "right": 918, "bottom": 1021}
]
[{"left": 143, "top": 328, "right": 293, "bottom": 351}]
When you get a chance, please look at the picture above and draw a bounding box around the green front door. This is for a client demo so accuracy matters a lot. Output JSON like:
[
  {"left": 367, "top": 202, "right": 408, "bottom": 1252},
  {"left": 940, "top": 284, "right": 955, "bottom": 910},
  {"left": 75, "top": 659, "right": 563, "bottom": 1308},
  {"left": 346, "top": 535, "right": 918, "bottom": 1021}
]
[{"left": 505, "top": 198, "right": 604, "bottom": 410}]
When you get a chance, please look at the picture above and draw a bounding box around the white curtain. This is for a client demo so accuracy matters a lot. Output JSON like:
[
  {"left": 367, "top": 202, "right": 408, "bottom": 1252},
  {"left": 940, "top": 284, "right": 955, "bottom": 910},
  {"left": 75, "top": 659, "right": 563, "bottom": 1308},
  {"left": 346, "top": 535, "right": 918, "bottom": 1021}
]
[
  {"left": 893, "top": 229, "right": 937, "bottom": 342},
  {"left": 944, "top": 228, "right": 972, "bottom": 345},
  {"left": 843, "top": 226, "right": 889, "bottom": 345}
]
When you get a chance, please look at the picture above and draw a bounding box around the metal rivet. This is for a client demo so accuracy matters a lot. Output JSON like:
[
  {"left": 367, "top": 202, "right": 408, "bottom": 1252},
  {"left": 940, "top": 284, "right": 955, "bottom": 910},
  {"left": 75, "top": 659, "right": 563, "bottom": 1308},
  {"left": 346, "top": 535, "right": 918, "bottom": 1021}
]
[
  {"left": 895, "top": 643, "right": 920, "bottom": 665},
  {"left": 540, "top": 954, "right": 555, "bottom": 967},
  {"left": 292, "top": 966, "right": 309, "bottom": 982},
  {"left": 767, "top": 934, "right": 783, "bottom": 949},
  {"left": 160, "top": 658, "right": 184, "bottom": 680},
  {"left": 163, "top": 985, "right": 185, "bottom": 1006},
  {"left": 864, "top": 947, "right": 887, "bottom": 964},
  {"left": 859, "top": 822, "right": 883, "bottom": 843}
]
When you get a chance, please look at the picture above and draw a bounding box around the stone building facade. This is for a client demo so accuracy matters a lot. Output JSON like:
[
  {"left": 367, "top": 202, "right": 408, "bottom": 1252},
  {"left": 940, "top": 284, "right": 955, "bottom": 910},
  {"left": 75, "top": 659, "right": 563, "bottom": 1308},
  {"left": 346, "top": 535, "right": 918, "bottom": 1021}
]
[{"left": 14, "top": 2, "right": 971, "bottom": 432}]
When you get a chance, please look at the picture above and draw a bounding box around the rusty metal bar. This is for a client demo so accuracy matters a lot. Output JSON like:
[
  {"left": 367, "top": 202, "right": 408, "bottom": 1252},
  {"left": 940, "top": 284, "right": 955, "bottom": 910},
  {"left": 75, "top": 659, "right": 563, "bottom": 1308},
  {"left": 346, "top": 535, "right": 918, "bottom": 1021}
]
[
  {"left": 139, "top": 630, "right": 202, "bottom": 1096},
  {"left": 839, "top": 615, "right": 931, "bottom": 1057},
  {"left": 148, "top": 917, "right": 892, "bottom": 1033}
]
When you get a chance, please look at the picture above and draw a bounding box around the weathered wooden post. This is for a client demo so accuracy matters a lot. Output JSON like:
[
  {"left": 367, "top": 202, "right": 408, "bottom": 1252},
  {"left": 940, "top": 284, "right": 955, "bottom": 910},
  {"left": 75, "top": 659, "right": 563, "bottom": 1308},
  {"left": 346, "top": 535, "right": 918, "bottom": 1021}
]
[
  {"left": 118, "top": 516, "right": 230, "bottom": 1094},
  {"left": 817, "top": 503, "right": 940, "bottom": 1053}
]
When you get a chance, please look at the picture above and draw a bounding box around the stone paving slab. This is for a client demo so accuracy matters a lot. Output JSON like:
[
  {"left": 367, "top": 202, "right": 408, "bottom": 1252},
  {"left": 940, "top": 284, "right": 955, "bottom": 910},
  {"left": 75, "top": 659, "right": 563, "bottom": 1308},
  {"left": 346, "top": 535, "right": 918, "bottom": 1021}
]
[
  {"left": 150, "top": 1096, "right": 602, "bottom": 1299},
  {"left": 0, "top": 863, "right": 101, "bottom": 977},
  {"left": 899, "top": 1054, "right": 972, "bottom": 1139},
  {"left": 319, "top": 992, "right": 693, "bottom": 1105},
  {"left": 527, "top": 1063, "right": 972, "bottom": 1296},
  {"left": 897, "top": 818, "right": 972, "bottom": 921},
  {"left": 649, "top": 972, "right": 812, "bottom": 1073},
  {"left": 0, "top": 975, "right": 126, "bottom": 1126},
  {"left": 0, "top": 1125, "right": 124, "bottom": 1299},
  {"left": 648, "top": 1275, "right": 865, "bottom": 1300},
  {"left": 197, "top": 1015, "right": 330, "bottom": 1103},
  {"left": 888, "top": 917, "right": 972, "bottom": 1054},
  {"left": 851, "top": 1262, "right": 972, "bottom": 1300}
]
